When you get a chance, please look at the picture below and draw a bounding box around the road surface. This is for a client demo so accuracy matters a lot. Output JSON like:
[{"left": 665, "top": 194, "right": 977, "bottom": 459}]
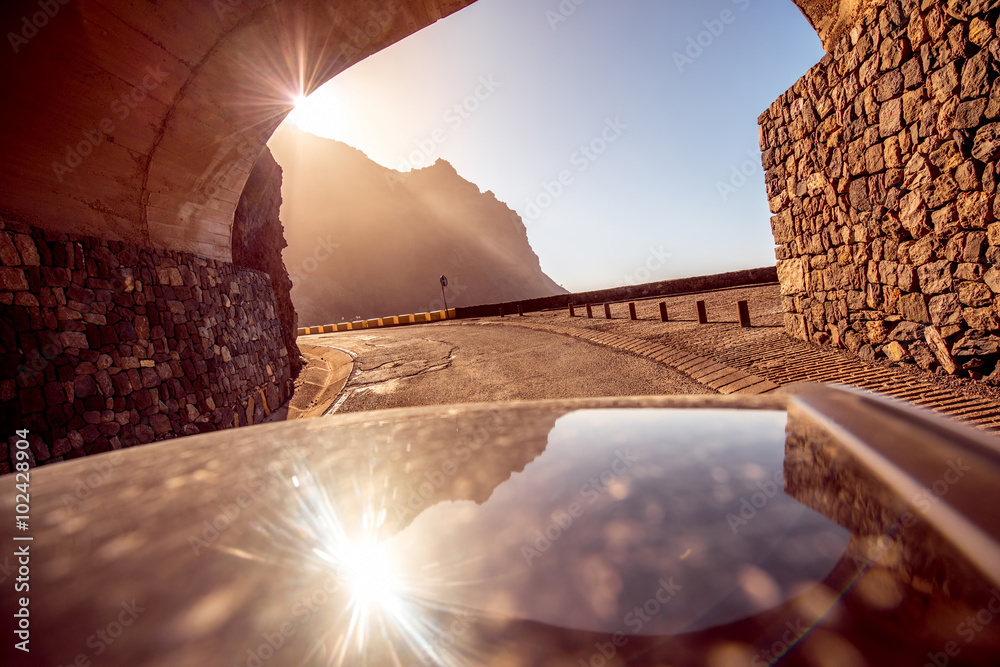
[{"left": 301, "top": 321, "right": 711, "bottom": 414}]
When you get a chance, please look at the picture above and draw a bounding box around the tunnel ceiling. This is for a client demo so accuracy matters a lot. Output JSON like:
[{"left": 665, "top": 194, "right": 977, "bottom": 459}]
[{"left": 1, "top": 0, "right": 837, "bottom": 263}]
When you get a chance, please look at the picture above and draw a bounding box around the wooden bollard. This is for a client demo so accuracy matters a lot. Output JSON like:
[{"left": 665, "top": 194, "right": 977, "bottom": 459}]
[
  {"left": 696, "top": 300, "right": 708, "bottom": 324},
  {"left": 604, "top": 303, "right": 612, "bottom": 319},
  {"left": 569, "top": 303, "right": 575, "bottom": 317},
  {"left": 628, "top": 302, "right": 637, "bottom": 320},
  {"left": 737, "top": 300, "right": 751, "bottom": 328},
  {"left": 499, "top": 305, "right": 505, "bottom": 318},
  {"left": 518, "top": 304, "right": 524, "bottom": 316},
  {"left": 586, "top": 304, "right": 593, "bottom": 318},
  {"left": 659, "top": 302, "right": 668, "bottom": 322}
]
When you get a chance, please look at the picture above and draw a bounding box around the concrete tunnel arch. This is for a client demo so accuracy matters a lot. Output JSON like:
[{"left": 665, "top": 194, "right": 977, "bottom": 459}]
[
  {"left": 0, "top": 0, "right": 478, "bottom": 262},
  {"left": 0, "top": 0, "right": 848, "bottom": 263}
]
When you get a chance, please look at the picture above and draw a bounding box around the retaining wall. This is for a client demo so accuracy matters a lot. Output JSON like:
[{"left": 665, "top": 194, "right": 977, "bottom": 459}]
[
  {"left": 762, "top": 0, "right": 1000, "bottom": 380},
  {"left": 0, "top": 220, "right": 293, "bottom": 472},
  {"left": 453, "top": 267, "right": 778, "bottom": 319},
  {"left": 295, "top": 267, "right": 778, "bottom": 333}
]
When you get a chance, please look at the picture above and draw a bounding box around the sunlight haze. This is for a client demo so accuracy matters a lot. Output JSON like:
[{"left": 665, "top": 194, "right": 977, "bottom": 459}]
[{"left": 280, "top": 0, "right": 825, "bottom": 292}]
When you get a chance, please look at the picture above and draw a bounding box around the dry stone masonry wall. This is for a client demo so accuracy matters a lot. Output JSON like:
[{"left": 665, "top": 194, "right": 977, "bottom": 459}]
[
  {"left": 762, "top": 0, "right": 1000, "bottom": 380},
  {"left": 0, "top": 220, "right": 293, "bottom": 473}
]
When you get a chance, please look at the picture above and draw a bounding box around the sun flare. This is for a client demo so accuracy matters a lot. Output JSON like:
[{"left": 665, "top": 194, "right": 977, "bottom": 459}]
[
  {"left": 226, "top": 464, "right": 479, "bottom": 666},
  {"left": 340, "top": 539, "right": 402, "bottom": 612}
]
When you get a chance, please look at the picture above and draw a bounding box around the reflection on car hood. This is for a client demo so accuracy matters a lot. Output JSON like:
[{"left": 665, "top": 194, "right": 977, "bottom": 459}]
[{"left": 1, "top": 390, "right": 998, "bottom": 666}]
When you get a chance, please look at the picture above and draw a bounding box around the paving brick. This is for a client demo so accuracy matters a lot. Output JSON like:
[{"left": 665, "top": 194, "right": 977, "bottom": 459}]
[
  {"left": 717, "top": 375, "right": 767, "bottom": 395},
  {"left": 706, "top": 371, "right": 750, "bottom": 391}
]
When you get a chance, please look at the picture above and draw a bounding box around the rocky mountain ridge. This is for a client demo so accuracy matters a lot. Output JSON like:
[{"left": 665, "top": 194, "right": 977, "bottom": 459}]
[{"left": 268, "top": 124, "right": 565, "bottom": 325}]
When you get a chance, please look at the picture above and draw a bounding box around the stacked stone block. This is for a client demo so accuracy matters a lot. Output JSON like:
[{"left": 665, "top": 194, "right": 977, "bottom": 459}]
[
  {"left": 0, "top": 220, "right": 293, "bottom": 473},
  {"left": 762, "top": 0, "right": 1000, "bottom": 381}
]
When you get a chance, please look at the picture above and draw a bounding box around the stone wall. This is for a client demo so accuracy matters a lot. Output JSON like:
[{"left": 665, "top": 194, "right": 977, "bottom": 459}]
[
  {"left": 0, "top": 220, "right": 293, "bottom": 473},
  {"left": 762, "top": 0, "right": 1000, "bottom": 380}
]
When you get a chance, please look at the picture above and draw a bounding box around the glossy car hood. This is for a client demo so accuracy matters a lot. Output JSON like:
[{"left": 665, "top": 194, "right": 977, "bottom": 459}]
[{"left": 2, "top": 388, "right": 998, "bottom": 666}]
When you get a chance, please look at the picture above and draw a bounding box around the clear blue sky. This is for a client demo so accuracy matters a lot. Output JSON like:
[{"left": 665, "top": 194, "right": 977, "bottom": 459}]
[{"left": 283, "top": 0, "right": 824, "bottom": 292}]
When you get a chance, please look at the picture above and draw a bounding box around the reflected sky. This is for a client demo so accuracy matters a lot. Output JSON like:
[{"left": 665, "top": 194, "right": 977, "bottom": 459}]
[{"left": 382, "top": 409, "right": 850, "bottom": 637}]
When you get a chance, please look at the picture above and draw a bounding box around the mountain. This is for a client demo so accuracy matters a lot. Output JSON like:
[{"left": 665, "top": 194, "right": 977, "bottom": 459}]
[{"left": 267, "top": 124, "right": 566, "bottom": 325}]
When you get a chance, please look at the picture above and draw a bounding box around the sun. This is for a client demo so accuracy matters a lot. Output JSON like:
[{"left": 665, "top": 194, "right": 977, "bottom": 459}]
[
  {"left": 285, "top": 89, "right": 335, "bottom": 135},
  {"left": 280, "top": 85, "right": 362, "bottom": 145},
  {"left": 339, "top": 538, "right": 402, "bottom": 613}
]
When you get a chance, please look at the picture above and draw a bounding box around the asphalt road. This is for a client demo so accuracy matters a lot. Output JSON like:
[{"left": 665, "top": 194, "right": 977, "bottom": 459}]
[{"left": 306, "top": 321, "right": 712, "bottom": 414}]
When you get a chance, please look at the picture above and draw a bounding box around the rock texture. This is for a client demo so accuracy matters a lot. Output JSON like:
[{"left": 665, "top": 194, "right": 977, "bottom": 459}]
[
  {"left": 763, "top": 0, "right": 1000, "bottom": 381},
  {"left": 269, "top": 125, "right": 566, "bottom": 325},
  {"left": 232, "top": 148, "right": 301, "bottom": 376},
  {"left": 0, "top": 220, "right": 292, "bottom": 472}
]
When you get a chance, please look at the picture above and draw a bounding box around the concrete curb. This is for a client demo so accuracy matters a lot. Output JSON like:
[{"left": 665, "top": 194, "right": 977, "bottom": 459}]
[{"left": 276, "top": 344, "right": 355, "bottom": 419}]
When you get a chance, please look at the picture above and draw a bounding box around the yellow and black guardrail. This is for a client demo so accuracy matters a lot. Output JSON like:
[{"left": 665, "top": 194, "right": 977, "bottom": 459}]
[{"left": 296, "top": 309, "right": 457, "bottom": 336}]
